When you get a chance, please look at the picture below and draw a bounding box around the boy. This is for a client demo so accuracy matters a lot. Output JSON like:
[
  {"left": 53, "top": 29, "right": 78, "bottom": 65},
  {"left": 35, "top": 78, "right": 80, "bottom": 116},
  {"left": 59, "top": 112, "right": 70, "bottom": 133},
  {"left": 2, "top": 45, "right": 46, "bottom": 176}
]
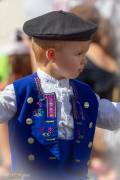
[{"left": 0, "top": 10, "right": 120, "bottom": 180}]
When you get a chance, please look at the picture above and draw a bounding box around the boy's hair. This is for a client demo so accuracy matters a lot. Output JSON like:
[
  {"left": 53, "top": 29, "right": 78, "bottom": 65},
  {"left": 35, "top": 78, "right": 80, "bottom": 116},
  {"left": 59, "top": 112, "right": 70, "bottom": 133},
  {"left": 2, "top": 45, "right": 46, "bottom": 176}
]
[{"left": 32, "top": 37, "right": 64, "bottom": 63}]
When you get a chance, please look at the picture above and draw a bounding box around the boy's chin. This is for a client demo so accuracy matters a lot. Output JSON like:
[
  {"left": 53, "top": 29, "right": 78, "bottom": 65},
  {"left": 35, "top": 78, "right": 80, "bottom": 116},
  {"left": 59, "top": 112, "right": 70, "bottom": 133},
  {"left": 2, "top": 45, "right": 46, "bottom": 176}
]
[
  {"left": 68, "top": 74, "right": 80, "bottom": 79},
  {"left": 70, "top": 71, "right": 82, "bottom": 79}
]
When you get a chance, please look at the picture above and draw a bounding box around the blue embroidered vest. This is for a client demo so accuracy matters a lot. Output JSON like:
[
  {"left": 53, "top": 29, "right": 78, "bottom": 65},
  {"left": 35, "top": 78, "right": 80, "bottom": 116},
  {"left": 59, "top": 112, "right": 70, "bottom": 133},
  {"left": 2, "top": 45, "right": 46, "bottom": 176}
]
[{"left": 8, "top": 73, "right": 98, "bottom": 180}]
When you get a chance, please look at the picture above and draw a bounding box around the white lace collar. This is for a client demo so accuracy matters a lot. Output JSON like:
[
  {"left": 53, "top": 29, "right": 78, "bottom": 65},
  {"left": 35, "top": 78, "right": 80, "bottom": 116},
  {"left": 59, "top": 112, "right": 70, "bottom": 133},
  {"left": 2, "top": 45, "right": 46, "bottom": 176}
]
[{"left": 37, "top": 68, "right": 70, "bottom": 88}]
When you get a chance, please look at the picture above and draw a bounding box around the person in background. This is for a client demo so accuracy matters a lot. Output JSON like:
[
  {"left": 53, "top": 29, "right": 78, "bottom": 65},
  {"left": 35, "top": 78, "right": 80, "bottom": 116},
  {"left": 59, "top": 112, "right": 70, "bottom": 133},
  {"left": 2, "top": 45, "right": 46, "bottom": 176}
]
[
  {"left": 0, "top": 30, "right": 32, "bottom": 177},
  {"left": 70, "top": 4, "right": 119, "bottom": 101},
  {"left": 53, "top": 0, "right": 96, "bottom": 11},
  {"left": 70, "top": 4, "right": 119, "bottom": 179}
]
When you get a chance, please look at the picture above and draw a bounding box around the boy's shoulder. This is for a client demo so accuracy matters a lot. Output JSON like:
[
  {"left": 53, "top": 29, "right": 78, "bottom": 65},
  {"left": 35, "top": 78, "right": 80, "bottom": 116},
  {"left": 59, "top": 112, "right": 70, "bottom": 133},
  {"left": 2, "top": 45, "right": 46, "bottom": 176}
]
[
  {"left": 13, "top": 73, "right": 36, "bottom": 87},
  {"left": 13, "top": 73, "right": 36, "bottom": 93},
  {"left": 71, "top": 79, "right": 98, "bottom": 107},
  {"left": 14, "top": 73, "right": 34, "bottom": 84}
]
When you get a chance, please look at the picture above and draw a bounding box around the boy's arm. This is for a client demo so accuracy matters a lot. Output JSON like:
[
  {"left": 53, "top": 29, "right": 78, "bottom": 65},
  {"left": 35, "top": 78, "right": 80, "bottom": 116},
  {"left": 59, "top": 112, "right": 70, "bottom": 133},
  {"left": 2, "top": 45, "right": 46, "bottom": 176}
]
[
  {"left": 0, "top": 84, "right": 17, "bottom": 123},
  {"left": 96, "top": 95, "right": 120, "bottom": 130}
]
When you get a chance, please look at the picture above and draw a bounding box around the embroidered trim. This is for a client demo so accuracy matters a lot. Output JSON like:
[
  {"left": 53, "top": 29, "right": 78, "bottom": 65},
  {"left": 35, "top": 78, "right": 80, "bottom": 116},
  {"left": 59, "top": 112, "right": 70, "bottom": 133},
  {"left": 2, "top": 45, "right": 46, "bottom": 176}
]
[
  {"left": 45, "top": 94, "right": 57, "bottom": 118},
  {"left": 34, "top": 76, "right": 57, "bottom": 118}
]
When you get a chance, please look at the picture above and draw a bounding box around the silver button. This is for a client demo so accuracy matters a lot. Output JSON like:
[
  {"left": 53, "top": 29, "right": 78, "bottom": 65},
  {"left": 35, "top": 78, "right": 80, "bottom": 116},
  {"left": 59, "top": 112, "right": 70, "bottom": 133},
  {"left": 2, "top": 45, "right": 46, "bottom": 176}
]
[
  {"left": 26, "top": 118, "right": 32, "bottom": 125},
  {"left": 84, "top": 102, "right": 89, "bottom": 108},
  {"left": 28, "top": 154, "right": 35, "bottom": 161},
  {"left": 27, "top": 97, "right": 33, "bottom": 104},
  {"left": 88, "top": 142, "right": 93, "bottom": 148},
  {"left": 28, "top": 137, "right": 34, "bottom": 144},
  {"left": 89, "top": 122, "right": 93, "bottom": 128}
]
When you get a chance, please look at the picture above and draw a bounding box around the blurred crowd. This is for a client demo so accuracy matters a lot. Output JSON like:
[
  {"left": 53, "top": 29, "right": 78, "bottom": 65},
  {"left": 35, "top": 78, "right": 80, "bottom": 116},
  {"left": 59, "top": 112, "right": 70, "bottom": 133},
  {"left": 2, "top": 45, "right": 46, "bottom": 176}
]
[{"left": 0, "top": 0, "right": 120, "bottom": 179}]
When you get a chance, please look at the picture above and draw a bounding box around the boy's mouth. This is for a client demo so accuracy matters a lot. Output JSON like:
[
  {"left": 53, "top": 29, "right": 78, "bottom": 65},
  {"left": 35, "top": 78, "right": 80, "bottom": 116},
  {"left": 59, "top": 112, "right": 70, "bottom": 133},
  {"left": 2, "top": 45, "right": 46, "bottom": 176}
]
[{"left": 78, "top": 68, "right": 84, "bottom": 73}]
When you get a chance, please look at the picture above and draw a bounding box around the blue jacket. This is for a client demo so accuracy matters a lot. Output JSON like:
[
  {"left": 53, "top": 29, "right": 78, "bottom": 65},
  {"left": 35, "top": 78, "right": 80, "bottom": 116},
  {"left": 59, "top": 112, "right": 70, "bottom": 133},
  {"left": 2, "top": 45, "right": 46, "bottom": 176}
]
[{"left": 8, "top": 73, "right": 98, "bottom": 180}]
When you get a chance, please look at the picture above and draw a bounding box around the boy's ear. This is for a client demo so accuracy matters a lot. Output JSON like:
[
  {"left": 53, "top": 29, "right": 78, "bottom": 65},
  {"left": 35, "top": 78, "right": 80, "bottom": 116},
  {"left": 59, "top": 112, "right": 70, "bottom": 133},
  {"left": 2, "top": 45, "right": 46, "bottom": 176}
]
[{"left": 46, "top": 49, "right": 56, "bottom": 61}]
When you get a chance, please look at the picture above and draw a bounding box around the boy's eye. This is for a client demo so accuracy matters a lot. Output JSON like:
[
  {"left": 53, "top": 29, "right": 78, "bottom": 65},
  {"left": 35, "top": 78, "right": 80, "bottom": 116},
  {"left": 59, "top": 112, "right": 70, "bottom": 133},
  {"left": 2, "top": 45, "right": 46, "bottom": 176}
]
[{"left": 76, "top": 52, "right": 82, "bottom": 56}]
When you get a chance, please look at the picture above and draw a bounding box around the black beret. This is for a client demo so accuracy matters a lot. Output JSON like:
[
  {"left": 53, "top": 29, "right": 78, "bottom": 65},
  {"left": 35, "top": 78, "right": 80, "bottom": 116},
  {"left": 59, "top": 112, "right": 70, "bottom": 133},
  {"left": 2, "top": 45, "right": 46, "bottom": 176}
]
[{"left": 23, "top": 10, "right": 97, "bottom": 41}]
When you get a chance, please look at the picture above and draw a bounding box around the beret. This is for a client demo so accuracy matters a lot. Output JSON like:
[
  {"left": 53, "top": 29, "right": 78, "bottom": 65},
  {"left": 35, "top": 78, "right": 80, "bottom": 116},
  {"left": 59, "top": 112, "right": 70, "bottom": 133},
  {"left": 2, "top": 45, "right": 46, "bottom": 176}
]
[{"left": 23, "top": 10, "right": 97, "bottom": 41}]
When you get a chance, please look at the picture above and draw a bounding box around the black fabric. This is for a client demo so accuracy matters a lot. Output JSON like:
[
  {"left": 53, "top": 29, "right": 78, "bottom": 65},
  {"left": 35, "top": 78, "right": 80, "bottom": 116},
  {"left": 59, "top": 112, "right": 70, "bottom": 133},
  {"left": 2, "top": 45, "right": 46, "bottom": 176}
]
[
  {"left": 77, "top": 57, "right": 118, "bottom": 100},
  {"left": 23, "top": 10, "right": 97, "bottom": 41}
]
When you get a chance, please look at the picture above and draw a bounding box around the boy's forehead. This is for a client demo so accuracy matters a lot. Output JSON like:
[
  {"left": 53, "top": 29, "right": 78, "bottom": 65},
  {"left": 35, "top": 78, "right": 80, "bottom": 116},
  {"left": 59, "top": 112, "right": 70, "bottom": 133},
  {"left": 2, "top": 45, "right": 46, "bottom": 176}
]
[{"left": 63, "top": 40, "right": 91, "bottom": 50}]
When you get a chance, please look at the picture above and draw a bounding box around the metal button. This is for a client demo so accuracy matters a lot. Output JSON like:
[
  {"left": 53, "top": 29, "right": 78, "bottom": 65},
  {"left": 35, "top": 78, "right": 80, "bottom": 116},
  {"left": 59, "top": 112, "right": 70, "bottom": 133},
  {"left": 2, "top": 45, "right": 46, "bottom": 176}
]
[
  {"left": 28, "top": 154, "right": 35, "bottom": 161},
  {"left": 27, "top": 97, "right": 33, "bottom": 104},
  {"left": 88, "top": 142, "right": 93, "bottom": 148},
  {"left": 28, "top": 137, "right": 34, "bottom": 144},
  {"left": 84, "top": 102, "right": 89, "bottom": 108},
  {"left": 89, "top": 122, "right": 93, "bottom": 128},
  {"left": 26, "top": 118, "right": 32, "bottom": 125}
]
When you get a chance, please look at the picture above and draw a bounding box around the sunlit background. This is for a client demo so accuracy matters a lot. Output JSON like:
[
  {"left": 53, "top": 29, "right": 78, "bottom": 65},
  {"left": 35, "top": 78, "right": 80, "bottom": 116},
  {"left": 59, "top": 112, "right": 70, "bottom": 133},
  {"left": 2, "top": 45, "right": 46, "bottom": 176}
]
[{"left": 0, "top": 0, "right": 120, "bottom": 179}]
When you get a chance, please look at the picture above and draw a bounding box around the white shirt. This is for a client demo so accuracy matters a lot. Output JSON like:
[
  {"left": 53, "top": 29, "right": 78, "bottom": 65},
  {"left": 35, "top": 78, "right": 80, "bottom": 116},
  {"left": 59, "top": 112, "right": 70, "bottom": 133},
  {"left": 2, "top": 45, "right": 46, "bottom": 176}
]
[{"left": 0, "top": 68, "right": 120, "bottom": 139}]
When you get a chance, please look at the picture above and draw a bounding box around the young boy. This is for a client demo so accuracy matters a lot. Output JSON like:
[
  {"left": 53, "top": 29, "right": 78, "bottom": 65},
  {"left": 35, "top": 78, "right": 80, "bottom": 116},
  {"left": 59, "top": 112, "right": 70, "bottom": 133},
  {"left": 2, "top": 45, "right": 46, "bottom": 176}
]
[{"left": 0, "top": 10, "right": 120, "bottom": 180}]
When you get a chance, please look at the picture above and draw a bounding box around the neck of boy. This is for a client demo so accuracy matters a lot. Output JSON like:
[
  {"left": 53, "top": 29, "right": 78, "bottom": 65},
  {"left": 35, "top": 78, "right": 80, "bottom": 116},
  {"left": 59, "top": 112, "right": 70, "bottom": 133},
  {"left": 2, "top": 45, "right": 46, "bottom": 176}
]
[{"left": 37, "top": 65, "right": 66, "bottom": 81}]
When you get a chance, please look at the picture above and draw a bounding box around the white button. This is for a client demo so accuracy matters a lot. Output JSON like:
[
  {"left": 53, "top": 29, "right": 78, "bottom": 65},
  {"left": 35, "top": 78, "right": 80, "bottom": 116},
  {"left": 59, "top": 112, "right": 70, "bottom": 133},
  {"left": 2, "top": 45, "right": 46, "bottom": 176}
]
[
  {"left": 27, "top": 97, "right": 33, "bottom": 104},
  {"left": 89, "top": 122, "right": 93, "bottom": 128},
  {"left": 84, "top": 102, "right": 89, "bottom": 108},
  {"left": 88, "top": 142, "right": 93, "bottom": 148},
  {"left": 28, "top": 137, "right": 34, "bottom": 144},
  {"left": 28, "top": 154, "right": 35, "bottom": 161},
  {"left": 26, "top": 118, "right": 32, "bottom": 125}
]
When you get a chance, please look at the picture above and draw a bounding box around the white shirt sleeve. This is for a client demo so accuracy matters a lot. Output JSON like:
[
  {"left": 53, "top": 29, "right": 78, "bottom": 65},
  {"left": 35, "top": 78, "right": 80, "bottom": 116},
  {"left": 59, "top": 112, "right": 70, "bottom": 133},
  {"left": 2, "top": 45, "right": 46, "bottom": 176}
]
[
  {"left": 96, "top": 94, "right": 120, "bottom": 130},
  {"left": 0, "top": 84, "right": 17, "bottom": 123}
]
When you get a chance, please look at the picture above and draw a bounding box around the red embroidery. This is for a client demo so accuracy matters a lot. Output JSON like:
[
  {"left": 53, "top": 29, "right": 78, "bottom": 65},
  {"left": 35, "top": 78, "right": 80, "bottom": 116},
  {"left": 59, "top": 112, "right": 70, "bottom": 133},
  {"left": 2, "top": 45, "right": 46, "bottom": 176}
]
[
  {"left": 48, "top": 127, "right": 54, "bottom": 133},
  {"left": 34, "top": 76, "right": 57, "bottom": 118},
  {"left": 45, "top": 94, "right": 56, "bottom": 118}
]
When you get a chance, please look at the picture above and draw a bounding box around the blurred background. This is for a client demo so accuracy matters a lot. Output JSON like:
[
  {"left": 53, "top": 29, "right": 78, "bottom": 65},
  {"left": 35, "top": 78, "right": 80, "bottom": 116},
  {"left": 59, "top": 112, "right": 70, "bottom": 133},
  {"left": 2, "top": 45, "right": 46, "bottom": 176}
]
[{"left": 0, "top": 0, "right": 120, "bottom": 179}]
